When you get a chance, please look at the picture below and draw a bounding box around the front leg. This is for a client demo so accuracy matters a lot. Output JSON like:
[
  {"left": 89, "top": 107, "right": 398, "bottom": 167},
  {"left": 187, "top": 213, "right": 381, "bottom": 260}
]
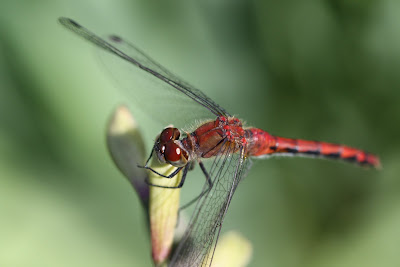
[
  {"left": 145, "top": 165, "right": 189, "bottom": 189},
  {"left": 140, "top": 165, "right": 183, "bottom": 179}
]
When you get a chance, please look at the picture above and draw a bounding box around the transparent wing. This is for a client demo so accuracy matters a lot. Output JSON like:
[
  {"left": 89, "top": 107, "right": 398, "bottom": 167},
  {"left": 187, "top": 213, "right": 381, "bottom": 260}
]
[
  {"left": 59, "top": 17, "right": 246, "bottom": 266},
  {"left": 58, "top": 17, "right": 230, "bottom": 129},
  {"left": 170, "top": 143, "right": 248, "bottom": 266}
]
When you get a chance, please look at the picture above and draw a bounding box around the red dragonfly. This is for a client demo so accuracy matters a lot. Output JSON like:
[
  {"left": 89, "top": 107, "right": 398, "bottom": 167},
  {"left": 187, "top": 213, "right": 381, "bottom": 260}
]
[{"left": 59, "top": 17, "right": 380, "bottom": 266}]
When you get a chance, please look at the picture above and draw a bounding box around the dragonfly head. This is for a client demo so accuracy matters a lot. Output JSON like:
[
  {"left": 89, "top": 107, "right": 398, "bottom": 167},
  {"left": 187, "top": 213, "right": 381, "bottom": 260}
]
[{"left": 155, "top": 127, "right": 189, "bottom": 167}]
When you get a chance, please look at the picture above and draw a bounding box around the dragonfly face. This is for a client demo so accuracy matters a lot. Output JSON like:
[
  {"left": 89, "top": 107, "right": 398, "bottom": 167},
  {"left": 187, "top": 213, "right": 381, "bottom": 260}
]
[{"left": 155, "top": 127, "right": 189, "bottom": 167}]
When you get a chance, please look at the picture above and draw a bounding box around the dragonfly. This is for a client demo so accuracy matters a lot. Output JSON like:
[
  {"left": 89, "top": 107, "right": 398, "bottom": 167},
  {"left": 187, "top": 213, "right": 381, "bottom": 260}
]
[{"left": 58, "top": 17, "right": 381, "bottom": 266}]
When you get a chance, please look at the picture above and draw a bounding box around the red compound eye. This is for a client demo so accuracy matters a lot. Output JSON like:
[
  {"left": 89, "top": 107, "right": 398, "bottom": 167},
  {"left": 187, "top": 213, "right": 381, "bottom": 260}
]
[
  {"left": 160, "top": 127, "right": 180, "bottom": 143},
  {"left": 164, "top": 142, "right": 182, "bottom": 163}
]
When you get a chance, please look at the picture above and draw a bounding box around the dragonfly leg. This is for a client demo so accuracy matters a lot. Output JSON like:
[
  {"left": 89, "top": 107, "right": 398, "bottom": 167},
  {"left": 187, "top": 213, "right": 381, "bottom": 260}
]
[
  {"left": 199, "top": 161, "right": 213, "bottom": 188},
  {"left": 144, "top": 165, "right": 188, "bottom": 189},
  {"left": 142, "top": 165, "right": 184, "bottom": 179},
  {"left": 143, "top": 145, "right": 155, "bottom": 166},
  {"left": 138, "top": 144, "right": 159, "bottom": 170},
  {"left": 179, "top": 161, "right": 213, "bottom": 210}
]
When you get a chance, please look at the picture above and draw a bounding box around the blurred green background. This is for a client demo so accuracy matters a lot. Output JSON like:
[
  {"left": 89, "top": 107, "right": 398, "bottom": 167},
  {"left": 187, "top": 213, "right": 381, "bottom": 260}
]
[{"left": 1, "top": 1, "right": 399, "bottom": 266}]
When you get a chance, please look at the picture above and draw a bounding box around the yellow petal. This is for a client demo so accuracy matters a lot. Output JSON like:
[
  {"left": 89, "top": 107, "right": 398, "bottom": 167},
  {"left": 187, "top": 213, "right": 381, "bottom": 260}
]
[{"left": 149, "top": 155, "right": 182, "bottom": 265}]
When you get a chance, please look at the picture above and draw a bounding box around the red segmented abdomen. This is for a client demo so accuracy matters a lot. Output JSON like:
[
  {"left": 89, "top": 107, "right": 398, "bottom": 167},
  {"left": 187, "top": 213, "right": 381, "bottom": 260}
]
[{"left": 245, "top": 128, "right": 381, "bottom": 168}]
